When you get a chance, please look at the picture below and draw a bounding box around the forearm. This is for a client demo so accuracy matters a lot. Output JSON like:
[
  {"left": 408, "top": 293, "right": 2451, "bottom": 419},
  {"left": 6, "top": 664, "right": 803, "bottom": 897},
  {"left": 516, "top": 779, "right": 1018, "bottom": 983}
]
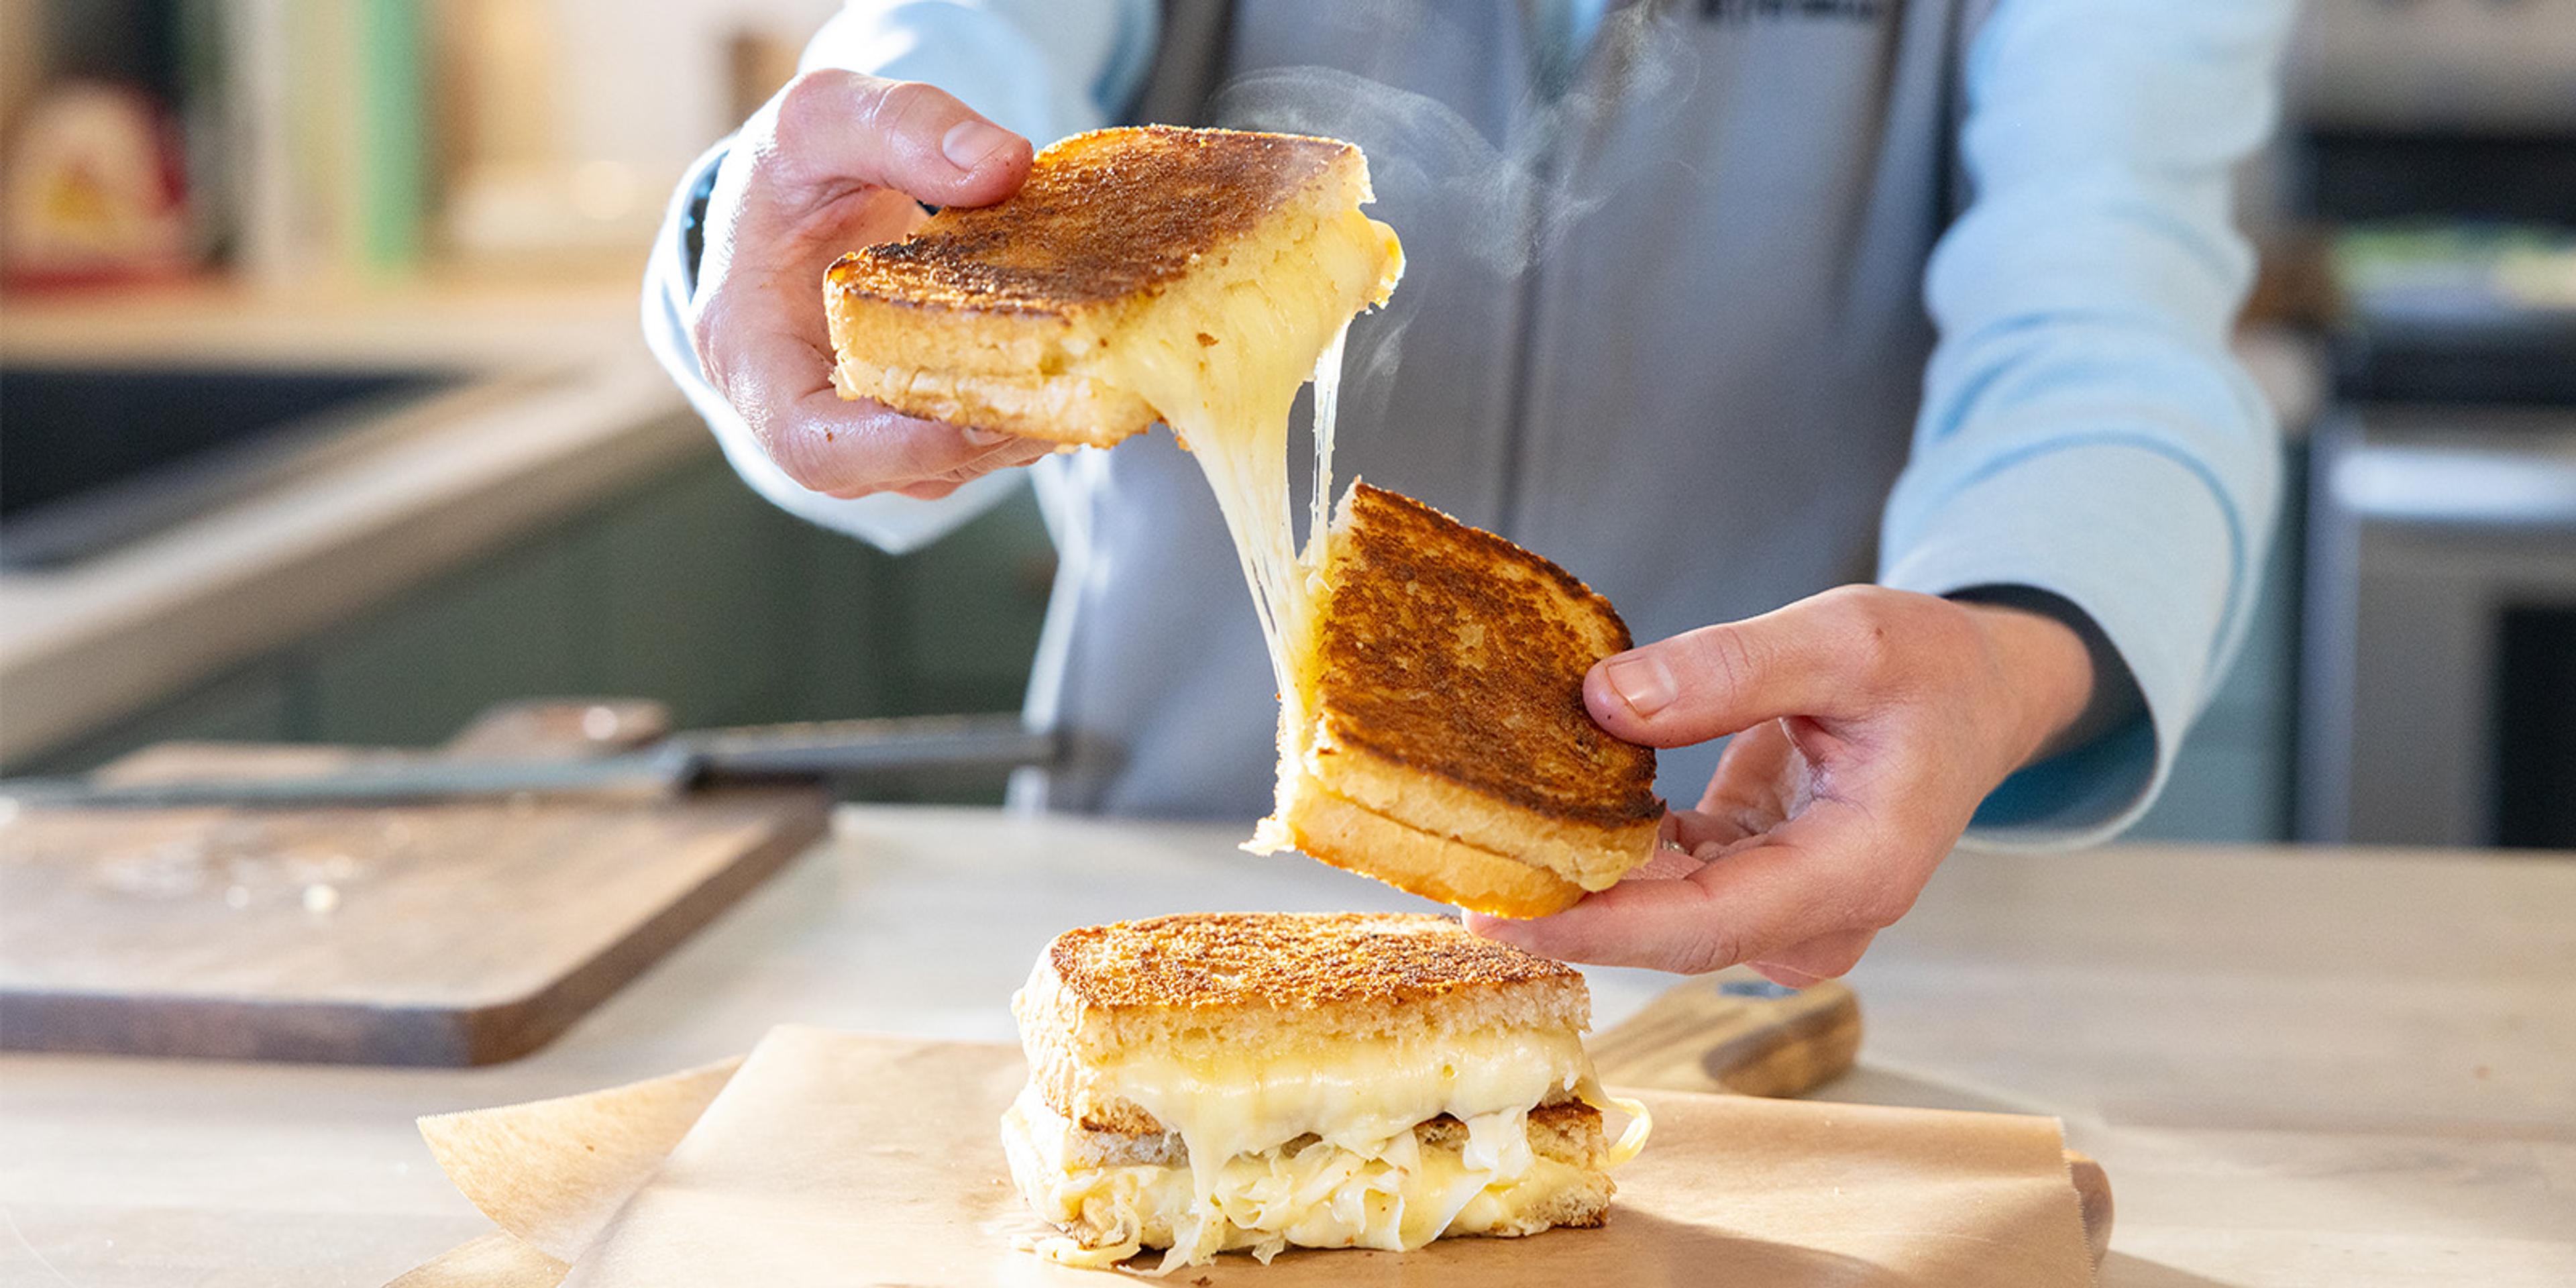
[
  {"left": 1880, "top": 0, "right": 2298, "bottom": 847},
  {"left": 1951, "top": 596, "right": 2105, "bottom": 768},
  {"left": 1949, "top": 584, "right": 2138, "bottom": 760}
]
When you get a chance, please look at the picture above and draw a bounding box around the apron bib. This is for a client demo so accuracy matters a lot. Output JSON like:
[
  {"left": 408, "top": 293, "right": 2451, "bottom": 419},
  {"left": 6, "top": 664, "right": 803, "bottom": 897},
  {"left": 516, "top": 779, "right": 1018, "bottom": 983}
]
[{"left": 1022, "top": 0, "right": 1977, "bottom": 816}]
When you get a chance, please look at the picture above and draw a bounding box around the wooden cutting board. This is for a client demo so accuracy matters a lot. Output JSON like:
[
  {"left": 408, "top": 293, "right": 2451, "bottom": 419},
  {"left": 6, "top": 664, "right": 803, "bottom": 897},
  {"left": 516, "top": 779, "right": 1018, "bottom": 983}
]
[
  {"left": 0, "top": 702, "right": 826, "bottom": 1065},
  {"left": 1593, "top": 970, "right": 2114, "bottom": 1267}
]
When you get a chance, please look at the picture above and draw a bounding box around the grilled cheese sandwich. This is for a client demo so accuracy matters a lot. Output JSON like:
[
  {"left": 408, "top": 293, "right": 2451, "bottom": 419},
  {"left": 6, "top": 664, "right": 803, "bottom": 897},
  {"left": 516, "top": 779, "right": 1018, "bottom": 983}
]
[
  {"left": 827, "top": 125, "right": 1401, "bottom": 704},
  {"left": 1004, "top": 912, "right": 1650, "bottom": 1270},
  {"left": 1252, "top": 484, "right": 1665, "bottom": 916}
]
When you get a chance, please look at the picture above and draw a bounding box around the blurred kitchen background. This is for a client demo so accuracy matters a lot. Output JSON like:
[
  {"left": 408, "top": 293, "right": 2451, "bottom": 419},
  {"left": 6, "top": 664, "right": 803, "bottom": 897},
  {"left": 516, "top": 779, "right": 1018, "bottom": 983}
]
[{"left": 0, "top": 0, "right": 2568, "bottom": 845}]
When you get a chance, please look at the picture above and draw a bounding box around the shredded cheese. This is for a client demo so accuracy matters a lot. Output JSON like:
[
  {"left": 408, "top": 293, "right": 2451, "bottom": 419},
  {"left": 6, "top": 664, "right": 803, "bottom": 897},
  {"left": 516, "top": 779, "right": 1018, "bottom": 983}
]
[{"left": 1003, "top": 1087, "right": 1597, "bottom": 1274}]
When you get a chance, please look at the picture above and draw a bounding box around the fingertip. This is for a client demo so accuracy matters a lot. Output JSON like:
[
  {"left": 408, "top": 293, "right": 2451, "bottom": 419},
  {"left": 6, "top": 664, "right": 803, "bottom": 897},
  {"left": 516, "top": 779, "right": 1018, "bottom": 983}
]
[
  {"left": 1469, "top": 897, "right": 1615, "bottom": 967},
  {"left": 1750, "top": 961, "right": 1826, "bottom": 989},
  {"left": 1462, "top": 908, "right": 1550, "bottom": 950},
  {"left": 937, "top": 120, "right": 1032, "bottom": 205},
  {"left": 1582, "top": 661, "right": 1619, "bottom": 720},
  {"left": 1587, "top": 655, "right": 1686, "bottom": 748},
  {"left": 767, "top": 394, "right": 994, "bottom": 496},
  {"left": 1582, "top": 663, "right": 1644, "bottom": 737},
  {"left": 777, "top": 74, "right": 1031, "bottom": 207}
]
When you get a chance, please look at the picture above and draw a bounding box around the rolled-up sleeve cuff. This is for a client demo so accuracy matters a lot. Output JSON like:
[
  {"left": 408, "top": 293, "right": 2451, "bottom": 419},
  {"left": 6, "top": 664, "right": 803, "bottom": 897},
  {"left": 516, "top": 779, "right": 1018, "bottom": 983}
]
[{"left": 1880, "top": 438, "right": 2245, "bottom": 852}]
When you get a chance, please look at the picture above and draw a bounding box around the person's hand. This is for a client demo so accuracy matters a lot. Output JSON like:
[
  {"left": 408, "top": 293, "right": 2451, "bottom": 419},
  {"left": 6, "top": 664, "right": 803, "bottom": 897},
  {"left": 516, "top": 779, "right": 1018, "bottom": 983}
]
[
  {"left": 690, "top": 70, "right": 1053, "bottom": 501},
  {"left": 1468, "top": 585, "right": 2097, "bottom": 984}
]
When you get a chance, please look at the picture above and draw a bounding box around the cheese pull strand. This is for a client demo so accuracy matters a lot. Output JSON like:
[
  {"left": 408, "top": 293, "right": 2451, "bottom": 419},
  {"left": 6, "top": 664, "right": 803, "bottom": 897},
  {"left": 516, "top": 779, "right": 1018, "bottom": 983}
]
[
  {"left": 1306, "top": 321, "right": 1348, "bottom": 568},
  {"left": 1576, "top": 1074, "right": 1656, "bottom": 1169},
  {"left": 1606, "top": 1094, "right": 1655, "bottom": 1167},
  {"left": 1087, "top": 205, "right": 1393, "bottom": 702}
]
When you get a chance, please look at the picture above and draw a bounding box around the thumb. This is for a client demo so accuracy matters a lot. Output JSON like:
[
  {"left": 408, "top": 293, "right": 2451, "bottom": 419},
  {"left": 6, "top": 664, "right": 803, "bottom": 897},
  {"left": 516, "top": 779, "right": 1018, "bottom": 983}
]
[
  {"left": 1585, "top": 595, "right": 1878, "bottom": 747},
  {"left": 760, "top": 70, "right": 1033, "bottom": 209}
]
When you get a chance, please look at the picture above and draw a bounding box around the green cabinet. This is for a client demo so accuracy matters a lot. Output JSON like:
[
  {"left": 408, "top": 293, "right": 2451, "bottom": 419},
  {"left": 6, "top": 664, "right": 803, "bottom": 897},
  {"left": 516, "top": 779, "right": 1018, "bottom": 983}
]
[{"left": 26, "top": 458, "right": 1055, "bottom": 801}]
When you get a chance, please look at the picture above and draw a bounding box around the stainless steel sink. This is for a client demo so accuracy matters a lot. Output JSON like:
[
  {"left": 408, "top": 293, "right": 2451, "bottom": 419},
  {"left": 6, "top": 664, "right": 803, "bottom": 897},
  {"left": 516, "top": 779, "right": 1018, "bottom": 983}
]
[{"left": 0, "top": 365, "right": 463, "bottom": 568}]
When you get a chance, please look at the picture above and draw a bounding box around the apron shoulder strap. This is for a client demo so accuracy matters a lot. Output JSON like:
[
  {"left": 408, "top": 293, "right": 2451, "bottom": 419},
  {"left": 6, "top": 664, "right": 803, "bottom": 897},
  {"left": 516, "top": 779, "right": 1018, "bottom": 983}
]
[
  {"left": 1943, "top": 0, "right": 2002, "bottom": 219},
  {"left": 1130, "top": 0, "right": 1238, "bottom": 125}
]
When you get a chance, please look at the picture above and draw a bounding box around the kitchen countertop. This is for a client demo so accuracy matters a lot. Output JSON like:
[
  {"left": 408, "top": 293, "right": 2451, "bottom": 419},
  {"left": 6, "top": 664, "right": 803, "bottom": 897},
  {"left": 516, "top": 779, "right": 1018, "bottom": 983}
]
[
  {"left": 0, "top": 274, "right": 654, "bottom": 370},
  {"left": 0, "top": 278, "right": 706, "bottom": 765},
  {"left": 0, "top": 806, "right": 2567, "bottom": 1287}
]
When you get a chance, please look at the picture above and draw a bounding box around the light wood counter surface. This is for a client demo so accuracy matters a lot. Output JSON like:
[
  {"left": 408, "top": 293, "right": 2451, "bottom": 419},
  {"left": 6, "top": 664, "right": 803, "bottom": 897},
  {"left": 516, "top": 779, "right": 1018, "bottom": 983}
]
[{"left": 1, "top": 807, "right": 2569, "bottom": 1286}]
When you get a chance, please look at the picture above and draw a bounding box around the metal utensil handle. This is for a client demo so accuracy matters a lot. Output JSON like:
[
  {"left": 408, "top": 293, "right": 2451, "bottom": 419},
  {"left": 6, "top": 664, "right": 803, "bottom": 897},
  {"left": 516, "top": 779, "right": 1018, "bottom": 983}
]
[
  {"left": 0, "top": 714, "right": 1063, "bottom": 809},
  {"left": 686, "top": 714, "right": 1061, "bottom": 777}
]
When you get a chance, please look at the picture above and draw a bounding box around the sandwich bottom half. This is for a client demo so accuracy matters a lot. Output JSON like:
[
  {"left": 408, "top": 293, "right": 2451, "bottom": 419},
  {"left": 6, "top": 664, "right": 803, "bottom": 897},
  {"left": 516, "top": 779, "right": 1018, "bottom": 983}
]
[
  {"left": 1256, "top": 765, "right": 1597, "bottom": 920},
  {"left": 1000, "top": 1085, "right": 1614, "bottom": 1271}
]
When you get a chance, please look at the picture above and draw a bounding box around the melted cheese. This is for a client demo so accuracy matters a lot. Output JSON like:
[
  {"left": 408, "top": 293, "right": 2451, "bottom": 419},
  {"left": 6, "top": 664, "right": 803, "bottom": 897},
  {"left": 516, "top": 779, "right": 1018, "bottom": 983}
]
[
  {"left": 1087, "top": 201, "right": 1397, "bottom": 716},
  {"left": 1099, "top": 1023, "right": 1592, "bottom": 1194},
  {"left": 1588, "top": 1079, "right": 1656, "bottom": 1168},
  {"left": 1004, "top": 1018, "right": 1657, "bottom": 1271},
  {"left": 1004, "top": 1087, "right": 1594, "bottom": 1273}
]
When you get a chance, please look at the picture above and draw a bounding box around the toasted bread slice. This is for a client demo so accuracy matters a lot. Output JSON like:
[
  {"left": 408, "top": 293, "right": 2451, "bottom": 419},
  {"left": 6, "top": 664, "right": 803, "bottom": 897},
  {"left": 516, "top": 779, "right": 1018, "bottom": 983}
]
[
  {"left": 826, "top": 125, "right": 1402, "bottom": 446},
  {"left": 1260, "top": 484, "right": 1663, "bottom": 918},
  {"left": 1017, "top": 911, "right": 1591, "bottom": 1136}
]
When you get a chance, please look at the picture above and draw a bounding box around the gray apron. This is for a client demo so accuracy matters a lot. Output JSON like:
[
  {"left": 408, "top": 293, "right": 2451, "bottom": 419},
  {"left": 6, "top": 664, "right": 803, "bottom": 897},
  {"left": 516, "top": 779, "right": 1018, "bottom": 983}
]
[{"left": 1019, "top": 0, "right": 1981, "bottom": 816}]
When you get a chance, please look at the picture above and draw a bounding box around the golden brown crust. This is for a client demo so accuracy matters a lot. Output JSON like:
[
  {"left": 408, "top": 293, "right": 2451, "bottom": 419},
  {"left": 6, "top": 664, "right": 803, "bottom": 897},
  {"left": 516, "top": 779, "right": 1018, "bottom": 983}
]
[
  {"left": 1046, "top": 911, "right": 1576, "bottom": 1012},
  {"left": 1313, "top": 483, "right": 1661, "bottom": 828},
  {"left": 826, "top": 126, "right": 1358, "bottom": 317},
  {"left": 824, "top": 125, "right": 1397, "bottom": 447},
  {"left": 1275, "top": 778, "right": 1590, "bottom": 919},
  {"left": 1021, "top": 912, "right": 1594, "bottom": 1136}
]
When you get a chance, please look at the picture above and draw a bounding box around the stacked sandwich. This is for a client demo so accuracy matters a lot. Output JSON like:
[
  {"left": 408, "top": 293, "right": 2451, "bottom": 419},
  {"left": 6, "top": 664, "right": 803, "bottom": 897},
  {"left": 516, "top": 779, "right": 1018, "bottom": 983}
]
[{"left": 1002, "top": 912, "right": 1650, "bottom": 1269}]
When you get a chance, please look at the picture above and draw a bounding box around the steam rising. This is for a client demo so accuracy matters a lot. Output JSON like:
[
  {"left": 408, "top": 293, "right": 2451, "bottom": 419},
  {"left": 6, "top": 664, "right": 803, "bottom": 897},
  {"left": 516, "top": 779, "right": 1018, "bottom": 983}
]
[{"left": 1203, "top": 6, "right": 1695, "bottom": 439}]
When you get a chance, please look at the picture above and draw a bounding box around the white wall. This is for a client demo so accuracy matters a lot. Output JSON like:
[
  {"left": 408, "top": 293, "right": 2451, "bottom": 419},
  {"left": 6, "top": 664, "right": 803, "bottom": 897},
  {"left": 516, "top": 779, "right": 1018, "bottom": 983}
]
[
  {"left": 545, "top": 0, "right": 840, "bottom": 191},
  {"left": 436, "top": 0, "right": 840, "bottom": 256},
  {"left": 2291, "top": 0, "right": 2576, "bottom": 129}
]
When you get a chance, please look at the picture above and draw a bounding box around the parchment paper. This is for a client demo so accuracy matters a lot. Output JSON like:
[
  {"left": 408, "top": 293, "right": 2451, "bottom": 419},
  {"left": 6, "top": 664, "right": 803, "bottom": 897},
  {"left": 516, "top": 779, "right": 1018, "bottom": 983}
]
[
  {"left": 405, "top": 1026, "right": 2096, "bottom": 1287},
  {"left": 417, "top": 1056, "right": 741, "bottom": 1263}
]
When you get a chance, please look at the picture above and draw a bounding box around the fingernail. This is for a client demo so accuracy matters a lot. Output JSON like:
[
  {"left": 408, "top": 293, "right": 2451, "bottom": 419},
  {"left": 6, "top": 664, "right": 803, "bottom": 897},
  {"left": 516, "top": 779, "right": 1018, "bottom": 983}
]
[
  {"left": 1603, "top": 655, "right": 1675, "bottom": 718},
  {"left": 942, "top": 120, "right": 1014, "bottom": 172},
  {"left": 962, "top": 426, "right": 1011, "bottom": 446}
]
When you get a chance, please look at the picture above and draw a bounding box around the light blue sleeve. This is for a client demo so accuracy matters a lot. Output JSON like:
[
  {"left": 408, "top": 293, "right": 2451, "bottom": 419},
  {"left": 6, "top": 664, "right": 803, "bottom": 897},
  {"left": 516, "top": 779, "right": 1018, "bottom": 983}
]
[
  {"left": 1876, "top": 0, "right": 2300, "bottom": 850},
  {"left": 641, "top": 1, "right": 1160, "bottom": 555},
  {"left": 800, "top": 1, "right": 1161, "bottom": 146}
]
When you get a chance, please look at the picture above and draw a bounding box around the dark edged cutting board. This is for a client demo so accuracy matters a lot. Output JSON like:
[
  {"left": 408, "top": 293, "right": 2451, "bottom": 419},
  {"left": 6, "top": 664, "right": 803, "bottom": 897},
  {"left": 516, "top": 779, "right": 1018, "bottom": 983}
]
[{"left": 0, "top": 701, "right": 826, "bottom": 1065}]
